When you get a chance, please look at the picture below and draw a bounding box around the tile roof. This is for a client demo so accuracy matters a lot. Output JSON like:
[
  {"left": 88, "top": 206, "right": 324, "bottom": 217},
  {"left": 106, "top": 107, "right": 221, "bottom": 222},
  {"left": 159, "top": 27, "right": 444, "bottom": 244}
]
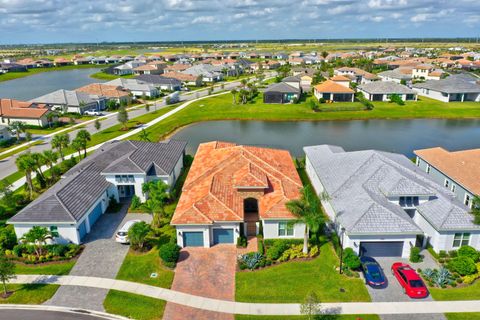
[
  {"left": 412, "top": 76, "right": 480, "bottom": 94},
  {"left": 330, "top": 75, "right": 351, "bottom": 82},
  {"left": 264, "top": 82, "right": 301, "bottom": 94},
  {"left": 314, "top": 80, "right": 354, "bottom": 93},
  {"left": 162, "top": 71, "right": 199, "bottom": 82},
  {"left": 0, "top": 99, "right": 50, "bottom": 119},
  {"left": 358, "top": 81, "right": 416, "bottom": 94},
  {"left": 135, "top": 75, "right": 182, "bottom": 86},
  {"left": 304, "top": 145, "right": 478, "bottom": 233},
  {"left": 76, "top": 83, "right": 130, "bottom": 99},
  {"left": 414, "top": 147, "right": 480, "bottom": 195},
  {"left": 31, "top": 89, "right": 98, "bottom": 107},
  {"left": 171, "top": 141, "right": 302, "bottom": 225}
]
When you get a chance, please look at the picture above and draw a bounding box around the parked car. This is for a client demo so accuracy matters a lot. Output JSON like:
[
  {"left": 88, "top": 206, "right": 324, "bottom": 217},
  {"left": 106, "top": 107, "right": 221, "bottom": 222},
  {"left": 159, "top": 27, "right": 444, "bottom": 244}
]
[
  {"left": 115, "top": 220, "right": 142, "bottom": 244},
  {"left": 391, "top": 262, "right": 429, "bottom": 298},
  {"left": 84, "top": 110, "right": 102, "bottom": 116},
  {"left": 360, "top": 256, "right": 386, "bottom": 287}
]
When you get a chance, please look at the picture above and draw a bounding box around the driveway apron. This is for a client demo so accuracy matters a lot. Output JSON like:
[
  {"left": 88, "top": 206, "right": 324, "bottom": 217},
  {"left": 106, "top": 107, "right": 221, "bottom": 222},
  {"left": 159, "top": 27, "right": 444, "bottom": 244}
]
[{"left": 45, "top": 204, "right": 151, "bottom": 311}]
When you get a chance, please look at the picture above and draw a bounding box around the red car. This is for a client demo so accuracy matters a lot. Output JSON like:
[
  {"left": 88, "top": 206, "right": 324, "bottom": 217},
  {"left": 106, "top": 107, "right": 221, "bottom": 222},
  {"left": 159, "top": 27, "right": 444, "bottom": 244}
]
[{"left": 391, "top": 262, "right": 429, "bottom": 299}]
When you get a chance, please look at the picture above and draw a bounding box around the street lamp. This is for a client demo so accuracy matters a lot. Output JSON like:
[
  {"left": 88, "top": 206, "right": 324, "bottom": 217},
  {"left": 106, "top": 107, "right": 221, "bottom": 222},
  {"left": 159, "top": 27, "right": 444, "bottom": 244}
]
[{"left": 339, "top": 227, "right": 346, "bottom": 274}]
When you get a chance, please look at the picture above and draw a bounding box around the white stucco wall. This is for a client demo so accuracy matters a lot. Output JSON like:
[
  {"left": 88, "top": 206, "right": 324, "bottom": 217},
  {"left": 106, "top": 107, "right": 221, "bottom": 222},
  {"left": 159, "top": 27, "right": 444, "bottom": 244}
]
[
  {"left": 14, "top": 224, "right": 79, "bottom": 245},
  {"left": 413, "top": 87, "right": 450, "bottom": 102},
  {"left": 262, "top": 219, "right": 305, "bottom": 239},
  {"left": 175, "top": 225, "right": 210, "bottom": 248},
  {"left": 104, "top": 173, "right": 147, "bottom": 201}
]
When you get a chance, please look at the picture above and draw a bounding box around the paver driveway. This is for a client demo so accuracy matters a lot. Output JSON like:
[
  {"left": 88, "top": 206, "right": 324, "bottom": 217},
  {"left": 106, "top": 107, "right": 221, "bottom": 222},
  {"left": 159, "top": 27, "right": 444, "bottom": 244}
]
[
  {"left": 46, "top": 204, "right": 151, "bottom": 311},
  {"left": 366, "top": 253, "right": 446, "bottom": 320},
  {"left": 163, "top": 245, "right": 237, "bottom": 320}
]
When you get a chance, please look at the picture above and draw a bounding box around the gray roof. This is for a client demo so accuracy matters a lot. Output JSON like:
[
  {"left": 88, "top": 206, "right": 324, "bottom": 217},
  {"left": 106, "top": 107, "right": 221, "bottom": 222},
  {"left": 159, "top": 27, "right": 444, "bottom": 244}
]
[
  {"left": 31, "top": 89, "right": 98, "bottom": 107},
  {"left": 135, "top": 75, "right": 181, "bottom": 87},
  {"left": 304, "top": 145, "right": 478, "bottom": 234},
  {"left": 358, "top": 81, "right": 415, "bottom": 94},
  {"left": 282, "top": 75, "right": 301, "bottom": 83},
  {"left": 413, "top": 76, "right": 480, "bottom": 94},
  {"left": 106, "top": 78, "right": 157, "bottom": 92},
  {"left": 264, "top": 82, "right": 300, "bottom": 94},
  {"left": 182, "top": 64, "right": 223, "bottom": 77},
  {"left": 9, "top": 140, "right": 186, "bottom": 224},
  {"left": 378, "top": 69, "right": 412, "bottom": 81}
]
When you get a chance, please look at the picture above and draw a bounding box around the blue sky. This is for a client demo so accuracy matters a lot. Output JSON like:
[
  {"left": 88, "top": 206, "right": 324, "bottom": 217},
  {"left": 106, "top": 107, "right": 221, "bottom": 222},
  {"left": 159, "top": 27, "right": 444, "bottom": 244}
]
[{"left": 0, "top": 0, "right": 479, "bottom": 44}]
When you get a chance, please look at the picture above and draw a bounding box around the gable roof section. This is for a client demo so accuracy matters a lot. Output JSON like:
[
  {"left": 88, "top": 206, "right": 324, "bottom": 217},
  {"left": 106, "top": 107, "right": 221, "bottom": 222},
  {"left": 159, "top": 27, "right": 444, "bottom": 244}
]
[
  {"left": 31, "top": 89, "right": 97, "bottom": 107},
  {"left": 76, "top": 83, "right": 130, "bottom": 99},
  {"left": 314, "top": 80, "right": 354, "bottom": 93},
  {"left": 358, "top": 81, "right": 415, "bottom": 94},
  {"left": 264, "top": 82, "right": 300, "bottom": 94},
  {"left": 413, "top": 77, "right": 480, "bottom": 94},
  {"left": 0, "top": 99, "right": 50, "bottom": 119}
]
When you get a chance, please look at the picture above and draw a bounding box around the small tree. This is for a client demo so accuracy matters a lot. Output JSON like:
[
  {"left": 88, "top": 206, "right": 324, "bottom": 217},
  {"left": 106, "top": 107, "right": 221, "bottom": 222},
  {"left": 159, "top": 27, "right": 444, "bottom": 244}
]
[
  {"left": 117, "top": 105, "right": 129, "bottom": 130},
  {"left": 139, "top": 129, "right": 150, "bottom": 142},
  {"left": 8, "top": 121, "right": 26, "bottom": 141},
  {"left": 51, "top": 133, "right": 70, "bottom": 161},
  {"left": 94, "top": 119, "right": 101, "bottom": 131},
  {"left": 76, "top": 129, "right": 91, "bottom": 158},
  {"left": 71, "top": 137, "right": 83, "bottom": 159},
  {"left": 145, "top": 103, "right": 150, "bottom": 113},
  {"left": 0, "top": 254, "right": 16, "bottom": 297},
  {"left": 128, "top": 221, "right": 151, "bottom": 250},
  {"left": 25, "top": 131, "right": 32, "bottom": 142},
  {"left": 471, "top": 196, "right": 480, "bottom": 225},
  {"left": 15, "top": 153, "right": 36, "bottom": 198},
  {"left": 231, "top": 89, "right": 238, "bottom": 104},
  {"left": 300, "top": 291, "right": 321, "bottom": 320},
  {"left": 21, "top": 226, "right": 51, "bottom": 257}
]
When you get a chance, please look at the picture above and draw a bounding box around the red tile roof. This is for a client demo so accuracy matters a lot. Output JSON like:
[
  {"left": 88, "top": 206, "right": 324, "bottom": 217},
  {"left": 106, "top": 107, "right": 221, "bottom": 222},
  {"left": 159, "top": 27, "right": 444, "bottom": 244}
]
[
  {"left": 76, "top": 83, "right": 130, "bottom": 99},
  {"left": 171, "top": 141, "right": 302, "bottom": 225},
  {"left": 314, "top": 80, "right": 354, "bottom": 93},
  {"left": 0, "top": 99, "right": 50, "bottom": 119}
]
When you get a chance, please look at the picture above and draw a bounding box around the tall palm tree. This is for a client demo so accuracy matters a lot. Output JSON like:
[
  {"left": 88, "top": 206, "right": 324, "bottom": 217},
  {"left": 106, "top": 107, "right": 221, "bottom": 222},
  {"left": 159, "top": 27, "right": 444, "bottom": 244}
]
[
  {"left": 139, "top": 129, "right": 150, "bottom": 142},
  {"left": 15, "top": 153, "right": 36, "bottom": 198},
  {"left": 286, "top": 186, "right": 324, "bottom": 254},
  {"left": 51, "top": 133, "right": 70, "bottom": 161},
  {"left": 76, "top": 130, "right": 91, "bottom": 158},
  {"left": 8, "top": 121, "right": 26, "bottom": 141},
  {"left": 30, "top": 152, "right": 46, "bottom": 183},
  {"left": 71, "top": 138, "right": 83, "bottom": 159},
  {"left": 230, "top": 89, "right": 237, "bottom": 104},
  {"left": 42, "top": 150, "right": 59, "bottom": 182}
]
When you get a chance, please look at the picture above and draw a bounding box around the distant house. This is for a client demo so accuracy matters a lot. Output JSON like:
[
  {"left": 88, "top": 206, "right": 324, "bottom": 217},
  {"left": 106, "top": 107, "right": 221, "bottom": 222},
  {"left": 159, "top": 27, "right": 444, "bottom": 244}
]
[
  {"left": 0, "top": 125, "right": 11, "bottom": 141},
  {"left": 31, "top": 89, "right": 106, "bottom": 114},
  {"left": 412, "top": 64, "right": 444, "bottom": 80},
  {"left": 313, "top": 80, "right": 354, "bottom": 102},
  {"left": 162, "top": 71, "right": 202, "bottom": 87},
  {"left": 182, "top": 64, "right": 223, "bottom": 82},
  {"left": 114, "top": 61, "right": 146, "bottom": 75},
  {"left": 73, "top": 58, "right": 91, "bottom": 65},
  {"left": 164, "top": 64, "right": 191, "bottom": 73},
  {"left": 53, "top": 58, "right": 73, "bottom": 66},
  {"left": 292, "top": 67, "right": 316, "bottom": 77},
  {"left": 281, "top": 76, "right": 301, "bottom": 91},
  {"left": 133, "top": 63, "right": 165, "bottom": 75},
  {"left": 135, "top": 75, "right": 182, "bottom": 91},
  {"left": 415, "top": 147, "right": 480, "bottom": 208},
  {"left": 412, "top": 75, "right": 480, "bottom": 102},
  {"left": 263, "top": 82, "right": 301, "bottom": 104},
  {"left": 75, "top": 83, "right": 131, "bottom": 105},
  {"left": 0, "top": 99, "right": 54, "bottom": 127},
  {"left": 0, "top": 63, "right": 27, "bottom": 73},
  {"left": 378, "top": 68, "right": 413, "bottom": 84},
  {"left": 105, "top": 78, "right": 159, "bottom": 98},
  {"left": 334, "top": 67, "right": 379, "bottom": 84},
  {"left": 357, "top": 82, "right": 417, "bottom": 101}
]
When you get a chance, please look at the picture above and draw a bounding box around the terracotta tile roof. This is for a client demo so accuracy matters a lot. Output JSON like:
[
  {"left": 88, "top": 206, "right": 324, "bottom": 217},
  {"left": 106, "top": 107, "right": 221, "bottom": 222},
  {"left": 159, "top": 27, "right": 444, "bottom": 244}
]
[
  {"left": 162, "top": 71, "right": 198, "bottom": 82},
  {"left": 76, "top": 83, "right": 130, "bottom": 99},
  {"left": 414, "top": 147, "right": 480, "bottom": 195},
  {"left": 165, "top": 64, "right": 191, "bottom": 72},
  {"left": 171, "top": 141, "right": 302, "bottom": 225},
  {"left": 0, "top": 99, "right": 50, "bottom": 119},
  {"left": 133, "top": 64, "right": 159, "bottom": 71},
  {"left": 330, "top": 75, "right": 351, "bottom": 82},
  {"left": 54, "top": 58, "right": 71, "bottom": 63},
  {"left": 314, "top": 80, "right": 354, "bottom": 93}
]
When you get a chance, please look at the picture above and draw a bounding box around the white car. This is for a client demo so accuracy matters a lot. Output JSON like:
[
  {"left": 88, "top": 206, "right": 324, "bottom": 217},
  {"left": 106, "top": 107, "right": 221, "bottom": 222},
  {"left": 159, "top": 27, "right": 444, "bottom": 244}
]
[
  {"left": 84, "top": 110, "right": 102, "bottom": 116},
  {"left": 115, "top": 220, "right": 142, "bottom": 244}
]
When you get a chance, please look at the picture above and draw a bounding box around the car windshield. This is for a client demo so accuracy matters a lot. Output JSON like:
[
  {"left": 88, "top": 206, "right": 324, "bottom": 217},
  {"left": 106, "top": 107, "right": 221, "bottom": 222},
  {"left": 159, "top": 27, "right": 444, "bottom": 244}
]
[
  {"left": 409, "top": 280, "right": 424, "bottom": 288},
  {"left": 367, "top": 266, "right": 382, "bottom": 279}
]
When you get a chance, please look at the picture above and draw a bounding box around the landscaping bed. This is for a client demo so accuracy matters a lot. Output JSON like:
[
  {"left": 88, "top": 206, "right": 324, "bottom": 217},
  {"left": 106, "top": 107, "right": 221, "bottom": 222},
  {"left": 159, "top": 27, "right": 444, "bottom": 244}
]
[{"left": 5, "top": 243, "right": 82, "bottom": 265}]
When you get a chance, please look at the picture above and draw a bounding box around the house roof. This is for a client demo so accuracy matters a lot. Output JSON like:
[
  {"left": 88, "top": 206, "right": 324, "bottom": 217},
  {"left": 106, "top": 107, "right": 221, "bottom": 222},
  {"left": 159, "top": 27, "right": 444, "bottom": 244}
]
[
  {"left": 264, "top": 82, "right": 301, "bottom": 94},
  {"left": 76, "top": 84, "right": 130, "bottom": 99},
  {"left": 314, "top": 80, "right": 354, "bottom": 93},
  {"left": 412, "top": 77, "right": 480, "bottom": 94},
  {"left": 358, "top": 81, "right": 416, "bottom": 94},
  {"left": 414, "top": 147, "right": 480, "bottom": 195},
  {"left": 336, "top": 67, "right": 379, "bottom": 80},
  {"left": 105, "top": 78, "right": 157, "bottom": 92},
  {"left": 9, "top": 140, "right": 186, "bottom": 224},
  {"left": 378, "top": 69, "right": 413, "bottom": 81},
  {"left": 330, "top": 75, "right": 351, "bottom": 82},
  {"left": 162, "top": 71, "right": 199, "bottom": 82},
  {"left": 282, "top": 75, "right": 301, "bottom": 83},
  {"left": 0, "top": 99, "right": 50, "bottom": 119},
  {"left": 31, "top": 89, "right": 98, "bottom": 107},
  {"left": 135, "top": 75, "right": 182, "bottom": 86},
  {"left": 304, "top": 145, "right": 478, "bottom": 233},
  {"left": 171, "top": 141, "right": 302, "bottom": 225}
]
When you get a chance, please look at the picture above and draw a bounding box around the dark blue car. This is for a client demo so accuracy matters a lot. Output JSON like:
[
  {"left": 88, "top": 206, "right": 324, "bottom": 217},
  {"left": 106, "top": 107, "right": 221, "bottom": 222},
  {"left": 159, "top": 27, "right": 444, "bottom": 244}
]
[{"left": 360, "top": 256, "right": 386, "bottom": 287}]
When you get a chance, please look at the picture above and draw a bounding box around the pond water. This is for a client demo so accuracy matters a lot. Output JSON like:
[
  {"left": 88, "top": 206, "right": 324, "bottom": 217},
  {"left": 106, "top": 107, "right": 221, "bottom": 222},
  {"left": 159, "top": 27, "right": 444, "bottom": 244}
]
[
  {"left": 170, "top": 119, "right": 480, "bottom": 157},
  {"left": 0, "top": 68, "right": 105, "bottom": 101}
]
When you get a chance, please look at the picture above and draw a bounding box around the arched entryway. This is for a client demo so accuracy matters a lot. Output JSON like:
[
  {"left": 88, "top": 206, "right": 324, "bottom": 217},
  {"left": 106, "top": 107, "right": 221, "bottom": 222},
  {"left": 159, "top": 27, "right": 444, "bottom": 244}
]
[{"left": 244, "top": 198, "right": 259, "bottom": 236}]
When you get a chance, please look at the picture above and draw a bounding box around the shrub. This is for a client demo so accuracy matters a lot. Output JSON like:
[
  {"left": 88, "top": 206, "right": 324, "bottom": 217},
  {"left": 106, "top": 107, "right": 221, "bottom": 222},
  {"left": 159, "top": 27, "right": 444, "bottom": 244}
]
[
  {"left": 278, "top": 245, "right": 307, "bottom": 262},
  {"left": 389, "top": 94, "right": 405, "bottom": 105},
  {"left": 439, "top": 250, "right": 448, "bottom": 258},
  {"left": 64, "top": 244, "right": 81, "bottom": 258},
  {"left": 130, "top": 196, "right": 141, "bottom": 210},
  {"left": 458, "top": 246, "right": 479, "bottom": 262},
  {"left": 236, "top": 236, "right": 247, "bottom": 248},
  {"left": 45, "top": 244, "right": 68, "bottom": 257},
  {"left": 159, "top": 243, "right": 181, "bottom": 264},
  {"left": 12, "top": 244, "right": 24, "bottom": 257},
  {"left": 318, "top": 98, "right": 326, "bottom": 104},
  {"left": 410, "top": 247, "right": 422, "bottom": 263},
  {"left": 343, "top": 248, "right": 361, "bottom": 270},
  {"left": 266, "top": 241, "right": 289, "bottom": 261},
  {"left": 309, "top": 245, "right": 319, "bottom": 258},
  {"left": 240, "top": 252, "right": 263, "bottom": 270},
  {"left": 448, "top": 256, "right": 477, "bottom": 276},
  {"left": 462, "top": 274, "right": 479, "bottom": 285},
  {"left": 0, "top": 225, "right": 17, "bottom": 251},
  {"left": 257, "top": 238, "right": 265, "bottom": 255}
]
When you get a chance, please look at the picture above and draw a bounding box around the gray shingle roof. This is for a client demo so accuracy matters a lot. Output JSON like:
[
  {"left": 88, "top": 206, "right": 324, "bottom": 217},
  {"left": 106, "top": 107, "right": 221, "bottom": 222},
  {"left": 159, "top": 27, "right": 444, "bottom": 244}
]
[
  {"left": 378, "top": 69, "right": 412, "bottom": 81},
  {"left": 9, "top": 140, "right": 186, "bottom": 224},
  {"left": 135, "top": 75, "right": 181, "bottom": 86},
  {"left": 304, "top": 145, "right": 478, "bottom": 234},
  {"left": 106, "top": 78, "right": 156, "bottom": 92},
  {"left": 413, "top": 77, "right": 480, "bottom": 94},
  {"left": 31, "top": 89, "right": 98, "bottom": 107},
  {"left": 264, "top": 82, "right": 300, "bottom": 94},
  {"left": 358, "top": 81, "right": 415, "bottom": 94}
]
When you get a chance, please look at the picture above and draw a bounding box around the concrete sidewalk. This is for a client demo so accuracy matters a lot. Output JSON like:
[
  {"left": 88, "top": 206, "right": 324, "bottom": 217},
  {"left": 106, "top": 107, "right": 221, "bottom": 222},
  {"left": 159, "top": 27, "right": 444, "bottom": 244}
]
[{"left": 12, "top": 274, "right": 480, "bottom": 316}]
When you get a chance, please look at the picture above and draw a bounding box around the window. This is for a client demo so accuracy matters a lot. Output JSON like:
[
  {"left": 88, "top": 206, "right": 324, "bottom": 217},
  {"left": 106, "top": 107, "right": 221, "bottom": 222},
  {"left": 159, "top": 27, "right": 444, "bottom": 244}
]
[
  {"left": 465, "top": 194, "right": 471, "bottom": 207},
  {"left": 453, "top": 233, "right": 470, "bottom": 247},
  {"left": 444, "top": 179, "right": 450, "bottom": 188},
  {"left": 451, "top": 184, "right": 456, "bottom": 193},
  {"left": 399, "top": 196, "right": 419, "bottom": 207},
  {"left": 278, "top": 221, "right": 294, "bottom": 236},
  {"left": 415, "top": 157, "right": 420, "bottom": 166},
  {"left": 50, "top": 226, "right": 59, "bottom": 238},
  {"left": 425, "top": 164, "right": 430, "bottom": 174},
  {"left": 115, "top": 175, "right": 135, "bottom": 183}
]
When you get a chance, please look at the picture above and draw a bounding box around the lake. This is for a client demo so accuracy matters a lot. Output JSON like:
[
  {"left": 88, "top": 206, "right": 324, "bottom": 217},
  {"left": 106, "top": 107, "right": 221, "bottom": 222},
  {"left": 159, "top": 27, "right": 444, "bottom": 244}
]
[
  {"left": 170, "top": 119, "right": 480, "bottom": 157},
  {"left": 0, "top": 68, "right": 105, "bottom": 100}
]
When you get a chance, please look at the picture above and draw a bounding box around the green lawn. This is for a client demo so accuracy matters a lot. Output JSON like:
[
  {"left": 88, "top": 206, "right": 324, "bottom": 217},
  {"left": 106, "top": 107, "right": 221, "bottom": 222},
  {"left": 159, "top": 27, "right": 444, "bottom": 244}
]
[
  {"left": 0, "top": 141, "right": 43, "bottom": 161},
  {"left": 0, "top": 64, "right": 110, "bottom": 82},
  {"left": 103, "top": 290, "right": 166, "bottom": 320},
  {"left": 430, "top": 281, "right": 480, "bottom": 301},
  {"left": 15, "top": 260, "right": 76, "bottom": 275},
  {"left": 90, "top": 72, "right": 135, "bottom": 81},
  {"left": 235, "top": 243, "right": 370, "bottom": 303},
  {"left": 130, "top": 93, "right": 480, "bottom": 142},
  {"left": 115, "top": 248, "right": 174, "bottom": 289},
  {"left": 0, "top": 284, "right": 59, "bottom": 304},
  {"left": 235, "top": 315, "right": 379, "bottom": 320},
  {"left": 446, "top": 313, "right": 480, "bottom": 320}
]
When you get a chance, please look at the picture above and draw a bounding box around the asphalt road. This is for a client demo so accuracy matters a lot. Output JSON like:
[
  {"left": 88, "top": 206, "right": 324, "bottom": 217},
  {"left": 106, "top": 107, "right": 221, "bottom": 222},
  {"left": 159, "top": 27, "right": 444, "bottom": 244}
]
[
  {"left": 0, "top": 75, "right": 265, "bottom": 180},
  {"left": 0, "top": 309, "right": 111, "bottom": 320}
]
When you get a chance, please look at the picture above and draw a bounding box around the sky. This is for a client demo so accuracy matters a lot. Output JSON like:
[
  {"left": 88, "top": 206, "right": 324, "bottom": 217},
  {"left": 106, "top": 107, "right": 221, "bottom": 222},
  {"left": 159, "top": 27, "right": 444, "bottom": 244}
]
[{"left": 0, "top": 0, "right": 479, "bottom": 44}]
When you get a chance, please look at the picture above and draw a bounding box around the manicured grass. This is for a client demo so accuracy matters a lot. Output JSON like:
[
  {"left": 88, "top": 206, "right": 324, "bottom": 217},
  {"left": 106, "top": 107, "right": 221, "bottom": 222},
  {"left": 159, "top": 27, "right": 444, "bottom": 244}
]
[
  {"left": 446, "top": 313, "right": 480, "bottom": 320},
  {"left": 116, "top": 248, "right": 174, "bottom": 289},
  {"left": 130, "top": 93, "right": 480, "bottom": 142},
  {"left": 235, "top": 315, "right": 380, "bottom": 320},
  {"left": 0, "top": 64, "right": 109, "bottom": 82},
  {"left": 235, "top": 243, "right": 370, "bottom": 303},
  {"left": 90, "top": 72, "right": 135, "bottom": 80},
  {"left": 103, "top": 290, "right": 166, "bottom": 320},
  {"left": 0, "top": 141, "right": 43, "bottom": 161},
  {"left": 15, "top": 260, "right": 76, "bottom": 275},
  {"left": 430, "top": 281, "right": 480, "bottom": 301},
  {"left": 0, "top": 284, "right": 59, "bottom": 304}
]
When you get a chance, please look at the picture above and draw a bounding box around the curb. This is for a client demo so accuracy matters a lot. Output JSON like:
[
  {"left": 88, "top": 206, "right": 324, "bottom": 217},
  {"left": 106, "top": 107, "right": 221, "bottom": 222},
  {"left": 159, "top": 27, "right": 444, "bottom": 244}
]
[{"left": 0, "top": 304, "right": 129, "bottom": 319}]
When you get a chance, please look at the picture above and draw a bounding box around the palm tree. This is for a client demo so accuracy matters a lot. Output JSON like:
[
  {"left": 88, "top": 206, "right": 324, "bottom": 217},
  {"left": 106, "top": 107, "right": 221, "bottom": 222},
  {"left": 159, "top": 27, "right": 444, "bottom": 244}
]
[
  {"left": 231, "top": 89, "right": 238, "bottom": 104},
  {"left": 21, "top": 226, "right": 51, "bottom": 257},
  {"left": 51, "top": 133, "right": 70, "bottom": 161},
  {"left": 76, "top": 130, "right": 91, "bottom": 158},
  {"left": 142, "top": 180, "right": 170, "bottom": 228},
  {"left": 139, "top": 129, "right": 150, "bottom": 142},
  {"left": 30, "top": 152, "right": 46, "bottom": 183},
  {"left": 8, "top": 121, "right": 26, "bottom": 141},
  {"left": 286, "top": 186, "right": 324, "bottom": 254},
  {"left": 42, "top": 150, "right": 59, "bottom": 182},
  {"left": 71, "top": 138, "right": 83, "bottom": 159},
  {"left": 15, "top": 153, "right": 36, "bottom": 198}
]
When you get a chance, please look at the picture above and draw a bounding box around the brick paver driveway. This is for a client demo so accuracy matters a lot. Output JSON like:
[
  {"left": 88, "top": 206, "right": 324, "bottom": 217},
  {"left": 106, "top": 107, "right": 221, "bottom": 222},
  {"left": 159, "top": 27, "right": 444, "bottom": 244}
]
[{"left": 163, "top": 245, "right": 237, "bottom": 320}]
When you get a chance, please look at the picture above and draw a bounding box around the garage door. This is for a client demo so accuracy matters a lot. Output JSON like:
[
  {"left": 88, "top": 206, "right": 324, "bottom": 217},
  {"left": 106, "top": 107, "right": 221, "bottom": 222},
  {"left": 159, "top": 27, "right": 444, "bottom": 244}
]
[
  {"left": 359, "top": 242, "right": 404, "bottom": 257},
  {"left": 213, "top": 229, "right": 234, "bottom": 245},
  {"left": 88, "top": 202, "right": 103, "bottom": 227},
  {"left": 183, "top": 232, "right": 204, "bottom": 247}
]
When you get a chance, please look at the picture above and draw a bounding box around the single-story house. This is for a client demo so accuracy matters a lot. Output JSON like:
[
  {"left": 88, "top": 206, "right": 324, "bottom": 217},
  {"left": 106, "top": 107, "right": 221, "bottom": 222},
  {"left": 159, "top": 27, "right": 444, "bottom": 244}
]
[
  {"left": 31, "top": 89, "right": 106, "bottom": 114},
  {"left": 105, "top": 78, "right": 159, "bottom": 98},
  {"left": 313, "top": 80, "right": 354, "bottom": 102},
  {"left": 75, "top": 83, "right": 132, "bottom": 105},
  {"left": 164, "top": 64, "right": 191, "bottom": 73},
  {"left": 162, "top": 71, "right": 203, "bottom": 87},
  {"left": 135, "top": 75, "right": 182, "bottom": 91},
  {"left": 0, "top": 125, "right": 11, "bottom": 141},
  {"left": 415, "top": 147, "right": 480, "bottom": 209},
  {"left": 412, "top": 76, "right": 480, "bottom": 102},
  {"left": 0, "top": 99, "right": 54, "bottom": 127},
  {"left": 263, "top": 82, "right": 301, "bottom": 104},
  {"left": 304, "top": 144, "right": 480, "bottom": 257},
  {"left": 133, "top": 64, "right": 165, "bottom": 75},
  {"left": 113, "top": 61, "right": 146, "bottom": 75},
  {"left": 329, "top": 75, "right": 351, "bottom": 88},
  {"left": 53, "top": 58, "right": 73, "bottom": 66},
  {"left": 171, "top": 141, "right": 304, "bottom": 248},
  {"left": 8, "top": 140, "right": 187, "bottom": 244},
  {"left": 357, "top": 81, "right": 417, "bottom": 101},
  {"left": 0, "top": 63, "right": 27, "bottom": 73},
  {"left": 378, "top": 68, "right": 413, "bottom": 84},
  {"left": 334, "top": 67, "right": 379, "bottom": 84},
  {"left": 182, "top": 64, "right": 224, "bottom": 82}
]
